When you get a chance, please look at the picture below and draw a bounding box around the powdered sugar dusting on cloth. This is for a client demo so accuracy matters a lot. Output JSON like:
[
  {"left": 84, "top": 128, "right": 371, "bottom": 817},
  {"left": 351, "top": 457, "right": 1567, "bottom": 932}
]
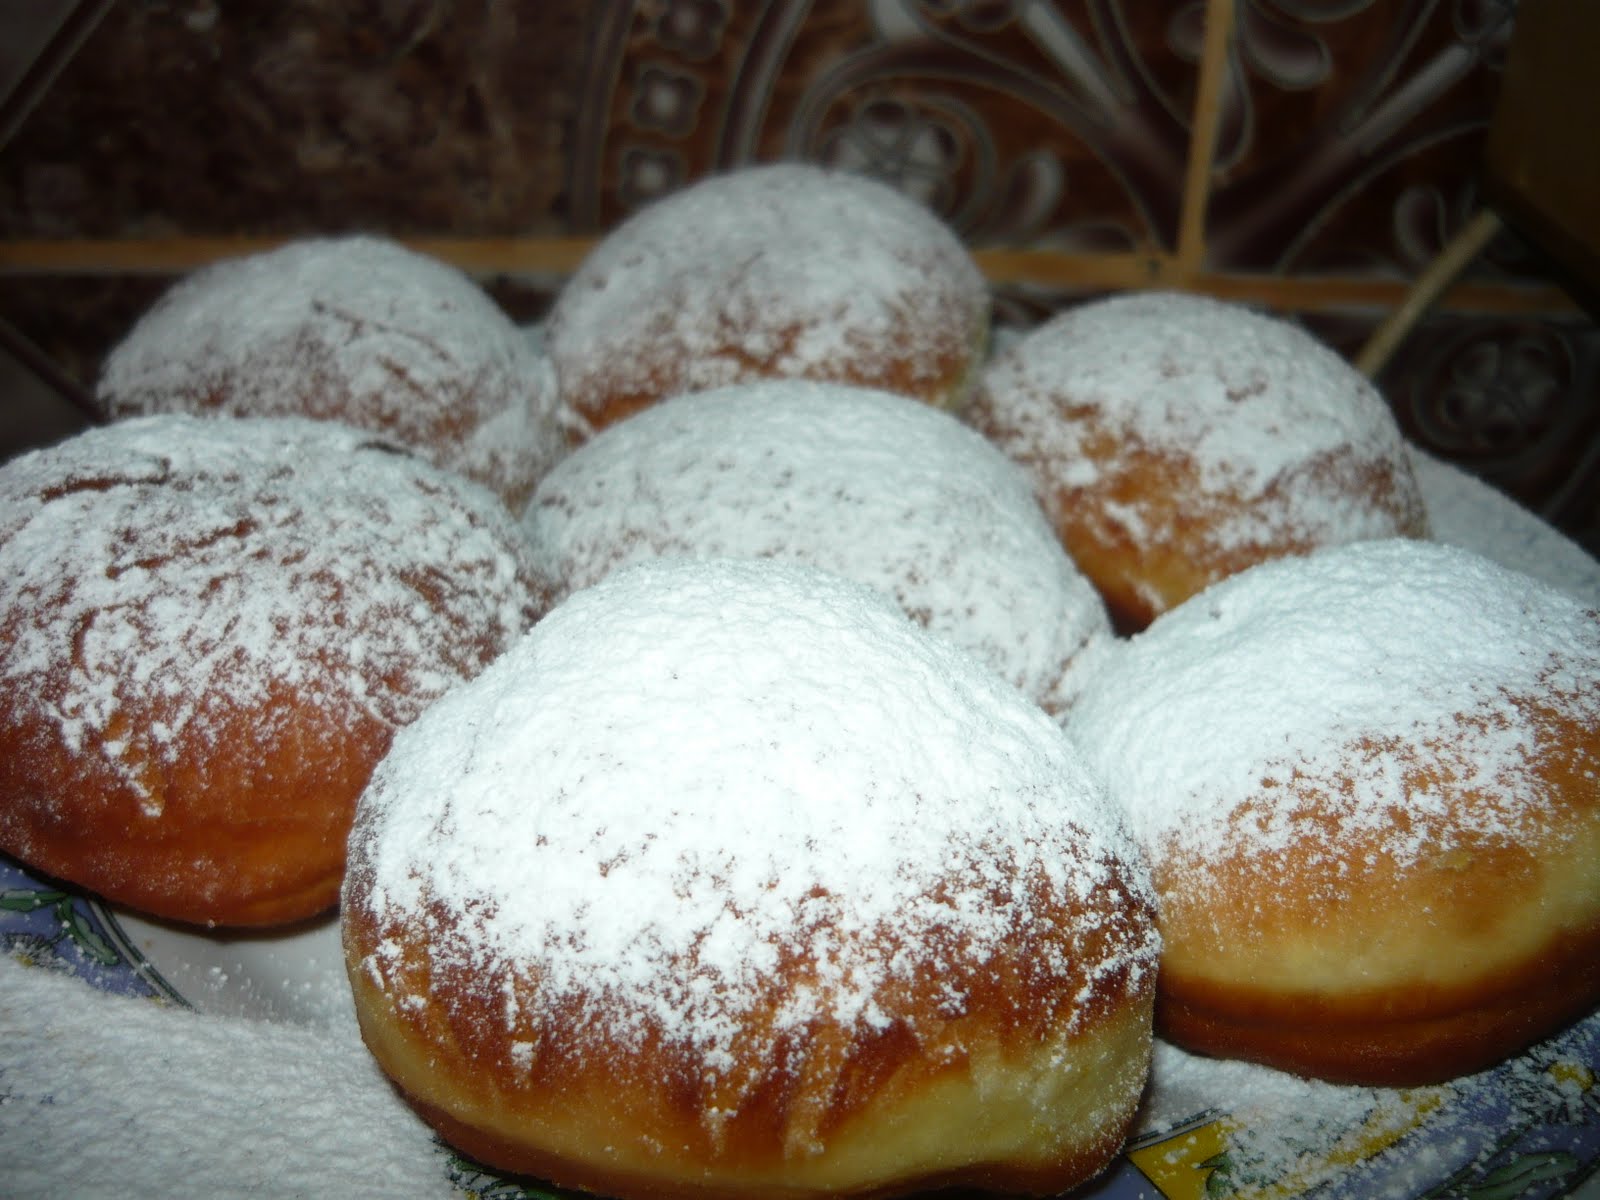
[
  {"left": 96, "top": 235, "right": 570, "bottom": 510},
  {"left": 1068, "top": 538, "right": 1600, "bottom": 865},
  {"left": 545, "top": 163, "right": 989, "bottom": 419},
  {"left": 977, "top": 291, "right": 1425, "bottom": 553},
  {"left": 0, "top": 955, "right": 445, "bottom": 1200},
  {"left": 522, "top": 381, "right": 1112, "bottom": 712},
  {"left": 347, "top": 558, "right": 1155, "bottom": 1071},
  {"left": 1410, "top": 445, "right": 1600, "bottom": 603},
  {"left": 0, "top": 414, "right": 539, "bottom": 805}
]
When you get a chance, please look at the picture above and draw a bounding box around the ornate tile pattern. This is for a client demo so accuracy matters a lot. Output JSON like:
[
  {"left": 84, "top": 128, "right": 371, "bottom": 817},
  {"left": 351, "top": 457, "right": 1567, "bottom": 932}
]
[
  {"left": 567, "top": 0, "right": 1199, "bottom": 252},
  {"left": 0, "top": 0, "right": 1595, "bottom": 552},
  {"left": 1200, "top": 0, "right": 1514, "bottom": 275}
]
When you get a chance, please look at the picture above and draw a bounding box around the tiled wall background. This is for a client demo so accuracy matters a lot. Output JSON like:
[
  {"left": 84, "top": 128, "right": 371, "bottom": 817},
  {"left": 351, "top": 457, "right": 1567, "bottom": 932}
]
[{"left": 2, "top": 0, "right": 1596, "bottom": 554}]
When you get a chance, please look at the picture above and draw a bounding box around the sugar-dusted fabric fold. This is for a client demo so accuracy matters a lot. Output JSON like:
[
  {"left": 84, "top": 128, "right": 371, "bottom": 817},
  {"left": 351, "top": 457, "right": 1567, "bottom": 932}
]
[{"left": 0, "top": 955, "right": 443, "bottom": 1199}]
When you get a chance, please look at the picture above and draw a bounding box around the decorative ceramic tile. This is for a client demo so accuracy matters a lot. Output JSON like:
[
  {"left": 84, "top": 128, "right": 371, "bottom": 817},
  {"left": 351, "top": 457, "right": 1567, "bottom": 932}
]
[
  {"left": 0, "top": 0, "right": 1595, "bottom": 549},
  {"left": 1385, "top": 313, "right": 1600, "bottom": 548},
  {"left": 1201, "top": 0, "right": 1515, "bottom": 275},
  {"left": 1298, "top": 305, "right": 1600, "bottom": 556},
  {"left": 567, "top": 0, "right": 1199, "bottom": 251}
]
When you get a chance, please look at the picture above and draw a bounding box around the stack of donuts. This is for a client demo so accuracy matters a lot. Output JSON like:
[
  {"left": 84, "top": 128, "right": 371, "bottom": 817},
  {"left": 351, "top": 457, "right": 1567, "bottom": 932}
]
[{"left": 0, "top": 161, "right": 1595, "bottom": 1200}]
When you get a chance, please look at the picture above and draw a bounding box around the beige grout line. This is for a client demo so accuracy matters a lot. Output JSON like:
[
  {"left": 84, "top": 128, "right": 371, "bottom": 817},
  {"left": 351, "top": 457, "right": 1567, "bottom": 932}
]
[
  {"left": 972, "top": 250, "right": 1163, "bottom": 291},
  {"left": 0, "top": 236, "right": 604, "bottom": 276},
  {"left": 1173, "top": 267, "right": 1573, "bottom": 317},
  {"left": 0, "top": 236, "right": 1579, "bottom": 316},
  {"left": 1176, "top": 0, "right": 1236, "bottom": 276},
  {"left": 403, "top": 236, "right": 599, "bottom": 275},
  {"left": 974, "top": 249, "right": 1575, "bottom": 316},
  {"left": 0, "top": 236, "right": 293, "bottom": 274}
]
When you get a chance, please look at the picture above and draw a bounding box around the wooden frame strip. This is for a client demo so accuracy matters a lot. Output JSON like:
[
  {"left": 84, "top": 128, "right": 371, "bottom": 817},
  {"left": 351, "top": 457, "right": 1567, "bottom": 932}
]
[
  {"left": 1176, "top": 0, "right": 1236, "bottom": 275},
  {"left": 0, "top": 236, "right": 1575, "bottom": 317}
]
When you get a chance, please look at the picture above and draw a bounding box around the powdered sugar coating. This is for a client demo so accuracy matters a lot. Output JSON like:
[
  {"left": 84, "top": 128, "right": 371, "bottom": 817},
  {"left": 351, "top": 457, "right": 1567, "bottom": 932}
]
[
  {"left": 0, "top": 414, "right": 541, "bottom": 809},
  {"left": 96, "top": 236, "right": 570, "bottom": 510},
  {"left": 975, "top": 291, "right": 1426, "bottom": 569},
  {"left": 521, "top": 381, "right": 1113, "bottom": 712},
  {"left": 1068, "top": 538, "right": 1600, "bottom": 867},
  {"left": 346, "top": 558, "right": 1156, "bottom": 1074},
  {"left": 545, "top": 163, "right": 990, "bottom": 429}
]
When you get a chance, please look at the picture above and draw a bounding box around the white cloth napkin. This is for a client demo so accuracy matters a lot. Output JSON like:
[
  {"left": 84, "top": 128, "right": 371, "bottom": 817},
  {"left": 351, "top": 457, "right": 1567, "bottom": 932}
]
[{"left": 0, "top": 954, "right": 445, "bottom": 1199}]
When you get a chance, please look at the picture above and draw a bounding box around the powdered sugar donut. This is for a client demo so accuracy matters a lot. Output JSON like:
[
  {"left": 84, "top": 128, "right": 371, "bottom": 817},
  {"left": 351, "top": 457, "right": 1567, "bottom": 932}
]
[
  {"left": 522, "top": 381, "right": 1112, "bottom": 714},
  {"left": 0, "top": 415, "right": 543, "bottom": 927},
  {"left": 96, "top": 236, "right": 568, "bottom": 511},
  {"left": 1069, "top": 539, "right": 1600, "bottom": 1085},
  {"left": 545, "top": 164, "right": 989, "bottom": 441},
  {"left": 970, "top": 291, "right": 1428, "bottom": 632},
  {"left": 343, "top": 558, "right": 1158, "bottom": 1199}
]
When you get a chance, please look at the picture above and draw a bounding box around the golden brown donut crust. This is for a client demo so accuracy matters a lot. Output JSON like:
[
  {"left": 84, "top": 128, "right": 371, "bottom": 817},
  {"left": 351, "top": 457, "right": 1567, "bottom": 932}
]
[
  {"left": 1007, "top": 426, "right": 1428, "bottom": 634},
  {"left": 340, "top": 557, "right": 1161, "bottom": 1195},
  {"left": 0, "top": 675, "right": 387, "bottom": 927},
  {"left": 546, "top": 165, "right": 990, "bottom": 445},
  {"left": 1150, "top": 704, "right": 1600, "bottom": 1085},
  {"left": 1157, "top": 920, "right": 1600, "bottom": 1087},
  {"left": 344, "top": 864, "right": 1156, "bottom": 1199},
  {"left": 94, "top": 236, "right": 565, "bottom": 512},
  {"left": 0, "top": 416, "right": 543, "bottom": 928},
  {"left": 968, "top": 293, "right": 1429, "bottom": 633},
  {"left": 563, "top": 312, "right": 986, "bottom": 444}
]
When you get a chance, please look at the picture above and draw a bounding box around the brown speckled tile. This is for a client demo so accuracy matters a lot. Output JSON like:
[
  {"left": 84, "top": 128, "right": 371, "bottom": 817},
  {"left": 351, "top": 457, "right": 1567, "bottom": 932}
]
[{"left": 0, "top": 0, "right": 584, "bottom": 238}]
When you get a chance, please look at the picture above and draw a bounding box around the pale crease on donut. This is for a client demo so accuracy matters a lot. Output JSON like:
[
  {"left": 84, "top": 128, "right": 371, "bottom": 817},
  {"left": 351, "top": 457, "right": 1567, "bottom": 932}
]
[
  {"left": 342, "top": 558, "right": 1159, "bottom": 1199},
  {"left": 0, "top": 414, "right": 544, "bottom": 928},
  {"left": 1069, "top": 538, "right": 1600, "bottom": 1085},
  {"left": 545, "top": 163, "right": 990, "bottom": 440},
  {"left": 521, "top": 381, "right": 1113, "bottom": 714},
  {"left": 95, "top": 235, "right": 569, "bottom": 511},
  {"left": 970, "top": 291, "right": 1428, "bottom": 632}
]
